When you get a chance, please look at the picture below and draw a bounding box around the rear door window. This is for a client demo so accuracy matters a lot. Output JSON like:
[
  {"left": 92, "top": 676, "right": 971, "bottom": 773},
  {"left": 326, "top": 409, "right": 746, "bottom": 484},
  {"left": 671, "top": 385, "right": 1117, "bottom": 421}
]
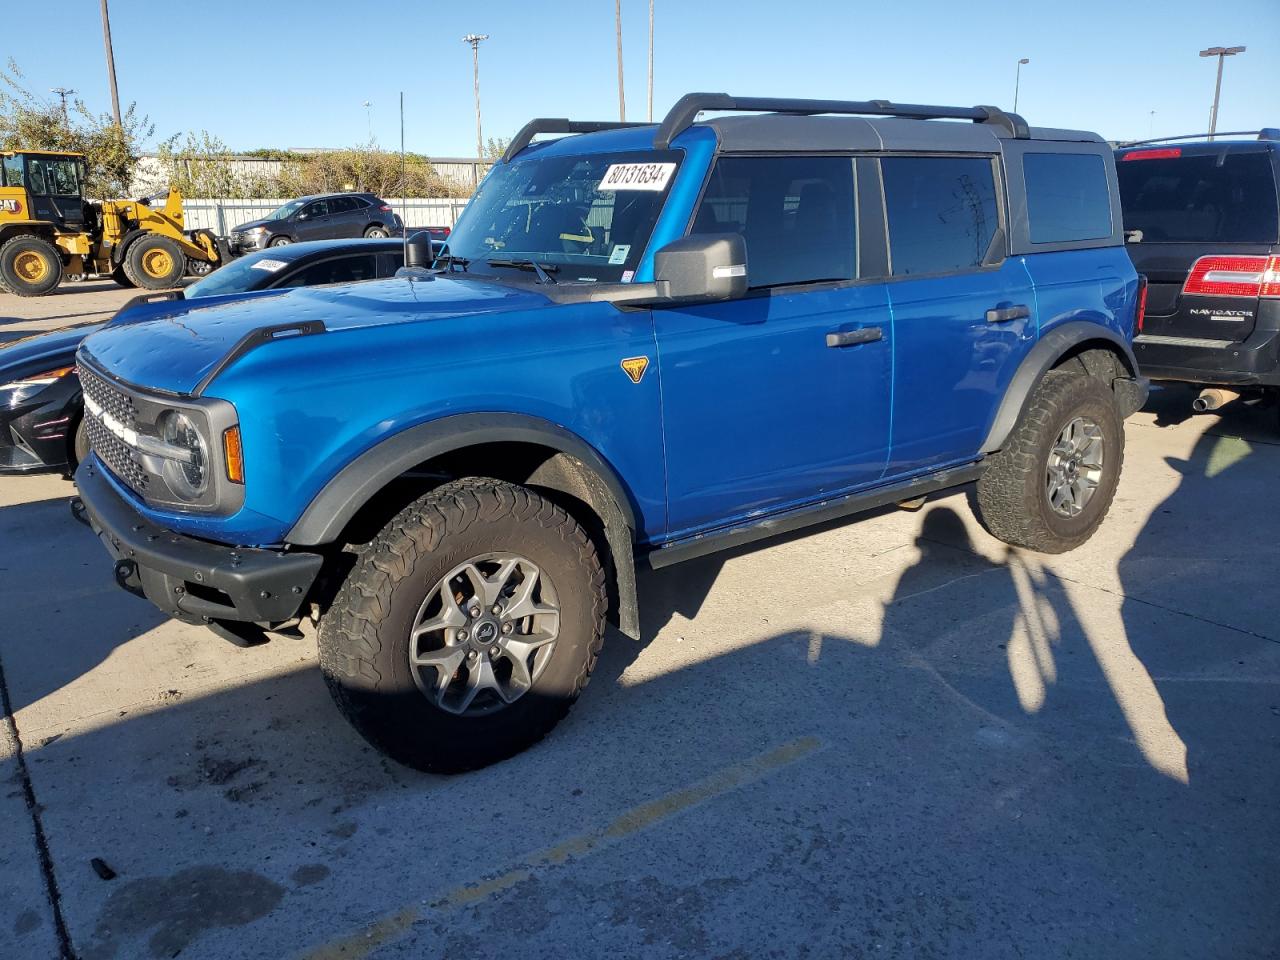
[
  {"left": 881, "top": 156, "right": 999, "bottom": 275},
  {"left": 1117, "top": 151, "right": 1279, "bottom": 243},
  {"left": 691, "top": 155, "right": 856, "bottom": 288},
  {"left": 1023, "top": 153, "right": 1112, "bottom": 243}
]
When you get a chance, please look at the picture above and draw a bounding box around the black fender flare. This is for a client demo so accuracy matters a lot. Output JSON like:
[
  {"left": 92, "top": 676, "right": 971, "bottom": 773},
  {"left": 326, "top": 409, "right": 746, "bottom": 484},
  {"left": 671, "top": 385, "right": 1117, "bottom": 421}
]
[
  {"left": 980, "top": 321, "right": 1141, "bottom": 454},
  {"left": 286, "top": 412, "right": 642, "bottom": 638},
  {"left": 287, "top": 412, "right": 638, "bottom": 545}
]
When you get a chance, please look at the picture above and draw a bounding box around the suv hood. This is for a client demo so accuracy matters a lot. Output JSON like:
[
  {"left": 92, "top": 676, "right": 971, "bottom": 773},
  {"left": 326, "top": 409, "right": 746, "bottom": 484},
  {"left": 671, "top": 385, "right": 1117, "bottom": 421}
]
[
  {"left": 231, "top": 218, "right": 271, "bottom": 232},
  {"left": 78, "top": 276, "right": 553, "bottom": 396}
]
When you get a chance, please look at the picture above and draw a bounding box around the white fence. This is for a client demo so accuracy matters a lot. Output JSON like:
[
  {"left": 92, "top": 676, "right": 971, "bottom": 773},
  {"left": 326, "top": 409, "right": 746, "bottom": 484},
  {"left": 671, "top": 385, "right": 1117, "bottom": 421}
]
[{"left": 182, "top": 198, "right": 472, "bottom": 235}]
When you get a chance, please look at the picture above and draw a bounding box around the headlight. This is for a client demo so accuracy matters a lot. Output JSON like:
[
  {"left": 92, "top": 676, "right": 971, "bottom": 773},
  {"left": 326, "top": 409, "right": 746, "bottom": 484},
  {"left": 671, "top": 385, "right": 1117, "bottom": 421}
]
[
  {"left": 157, "top": 410, "right": 209, "bottom": 501},
  {"left": 0, "top": 366, "right": 74, "bottom": 409},
  {"left": 246, "top": 225, "right": 268, "bottom": 234}
]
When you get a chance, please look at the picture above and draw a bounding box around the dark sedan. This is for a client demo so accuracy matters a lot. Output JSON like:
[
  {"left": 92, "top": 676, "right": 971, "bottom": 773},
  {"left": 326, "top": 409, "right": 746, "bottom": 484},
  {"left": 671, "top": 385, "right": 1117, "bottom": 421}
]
[
  {"left": 227, "top": 193, "right": 403, "bottom": 254},
  {"left": 0, "top": 238, "right": 406, "bottom": 475}
]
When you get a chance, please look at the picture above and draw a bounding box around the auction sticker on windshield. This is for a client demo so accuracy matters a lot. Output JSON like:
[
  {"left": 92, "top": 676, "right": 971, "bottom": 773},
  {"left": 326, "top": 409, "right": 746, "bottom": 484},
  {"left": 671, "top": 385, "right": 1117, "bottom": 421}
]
[
  {"left": 598, "top": 162, "right": 676, "bottom": 192},
  {"left": 250, "top": 259, "right": 289, "bottom": 272}
]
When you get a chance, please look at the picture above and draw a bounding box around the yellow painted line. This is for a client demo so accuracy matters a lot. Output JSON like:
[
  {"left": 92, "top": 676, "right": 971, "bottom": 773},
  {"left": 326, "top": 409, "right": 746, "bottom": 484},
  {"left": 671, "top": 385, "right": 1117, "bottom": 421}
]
[{"left": 299, "top": 736, "right": 821, "bottom": 960}]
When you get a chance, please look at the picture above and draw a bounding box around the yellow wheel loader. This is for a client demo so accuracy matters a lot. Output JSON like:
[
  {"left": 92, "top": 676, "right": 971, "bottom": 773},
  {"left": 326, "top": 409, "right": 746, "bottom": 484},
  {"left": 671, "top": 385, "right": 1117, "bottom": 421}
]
[{"left": 0, "top": 150, "right": 224, "bottom": 297}]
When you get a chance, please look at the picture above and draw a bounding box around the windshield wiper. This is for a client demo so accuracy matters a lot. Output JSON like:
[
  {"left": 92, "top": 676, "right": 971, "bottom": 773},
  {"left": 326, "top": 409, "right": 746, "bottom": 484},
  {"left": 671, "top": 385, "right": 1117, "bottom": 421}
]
[
  {"left": 435, "top": 253, "right": 470, "bottom": 273},
  {"left": 485, "top": 258, "right": 559, "bottom": 284}
]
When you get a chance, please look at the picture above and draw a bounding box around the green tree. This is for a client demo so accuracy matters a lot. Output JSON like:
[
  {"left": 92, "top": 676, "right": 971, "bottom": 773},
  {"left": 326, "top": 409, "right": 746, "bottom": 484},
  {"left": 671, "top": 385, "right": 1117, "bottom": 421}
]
[{"left": 0, "top": 59, "right": 152, "bottom": 197}]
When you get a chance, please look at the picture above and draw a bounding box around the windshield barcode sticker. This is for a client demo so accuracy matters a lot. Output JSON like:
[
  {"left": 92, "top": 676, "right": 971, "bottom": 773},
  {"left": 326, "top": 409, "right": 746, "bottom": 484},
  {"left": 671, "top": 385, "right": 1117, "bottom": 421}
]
[
  {"left": 598, "top": 162, "right": 676, "bottom": 192},
  {"left": 250, "top": 258, "right": 288, "bottom": 272}
]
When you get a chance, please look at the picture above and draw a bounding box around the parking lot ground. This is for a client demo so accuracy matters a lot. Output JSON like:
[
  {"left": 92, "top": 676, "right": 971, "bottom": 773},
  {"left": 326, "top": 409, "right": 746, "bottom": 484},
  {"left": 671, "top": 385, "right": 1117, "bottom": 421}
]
[
  {"left": 1, "top": 386, "right": 1278, "bottom": 959},
  {"left": 0, "top": 280, "right": 181, "bottom": 344}
]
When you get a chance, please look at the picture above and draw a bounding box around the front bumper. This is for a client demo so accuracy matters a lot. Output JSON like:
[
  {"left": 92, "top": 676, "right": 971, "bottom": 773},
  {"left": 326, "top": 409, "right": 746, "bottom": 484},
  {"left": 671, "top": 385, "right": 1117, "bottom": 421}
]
[{"left": 73, "top": 458, "right": 322, "bottom": 625}]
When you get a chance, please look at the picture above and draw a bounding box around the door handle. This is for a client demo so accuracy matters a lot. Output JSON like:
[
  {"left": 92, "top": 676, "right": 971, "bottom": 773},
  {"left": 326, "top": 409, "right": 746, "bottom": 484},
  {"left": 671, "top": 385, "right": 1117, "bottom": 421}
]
[
  {"left": 985, "top": 304, "right": 1031, "bottom": 323},
  {"left": 826, "top": 326, "right": 883, "bottom": 348}
]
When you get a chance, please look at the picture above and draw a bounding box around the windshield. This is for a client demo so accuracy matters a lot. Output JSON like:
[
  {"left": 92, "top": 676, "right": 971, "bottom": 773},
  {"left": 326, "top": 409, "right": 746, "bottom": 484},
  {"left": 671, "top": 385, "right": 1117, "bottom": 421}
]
[
  {"left": 185, "top": 250, "right": 288, "bottom": 297},
  {"left": 265, "top": 199, "right": 307, "bottom": 221},
  {"left": 442, "top": 150, "right": 682, "bottom": 282}
]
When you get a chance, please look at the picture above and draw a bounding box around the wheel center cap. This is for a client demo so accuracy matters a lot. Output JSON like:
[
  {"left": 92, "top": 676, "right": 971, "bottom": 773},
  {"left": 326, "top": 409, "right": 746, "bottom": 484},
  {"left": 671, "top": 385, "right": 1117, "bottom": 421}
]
[{"left": 473, "top": 619, "right": 499, "bottom": 645}]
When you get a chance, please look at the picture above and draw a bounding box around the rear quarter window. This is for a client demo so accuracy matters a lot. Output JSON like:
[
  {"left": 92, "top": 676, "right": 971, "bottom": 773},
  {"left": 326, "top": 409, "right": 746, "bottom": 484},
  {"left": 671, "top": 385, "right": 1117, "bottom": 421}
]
[
  {"left": 1116, "top": 151, "right": 1279, "bottom": 243},
  {"left": 1023, "top": 153, "right": 1113, "bottom": 243}
]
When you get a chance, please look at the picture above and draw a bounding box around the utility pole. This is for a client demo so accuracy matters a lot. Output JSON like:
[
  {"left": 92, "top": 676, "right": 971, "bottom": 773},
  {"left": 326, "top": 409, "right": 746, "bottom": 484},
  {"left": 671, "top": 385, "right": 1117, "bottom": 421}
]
[
  {"left": 1013, "top": 58, "right": 1029, "bottom": 113},
  {"left": 99, "top": 0, "right": 122, "bottom": 128},
  {"left": 615, "top": 0, "right": 626, "bottom": 121},
  {"left": 647, "top": 0, "right": 654, "bottom": 122},
  {"left": 1199, "top": 45, "right": 1245, "bottom": 140},
  {"left": 463, "top": 34, "right": 489, "bottom": 164},
  {"left": 50, "top": 88, "right": 76, "bottom": 120}
]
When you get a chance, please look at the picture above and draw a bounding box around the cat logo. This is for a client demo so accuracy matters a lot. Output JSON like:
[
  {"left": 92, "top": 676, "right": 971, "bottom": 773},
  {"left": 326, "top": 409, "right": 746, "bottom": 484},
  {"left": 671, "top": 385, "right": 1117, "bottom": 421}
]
[
  {"left": 620, "top": 356, "right": 649, "bottom": 384},
  {"left": 0, "top": 199, "right": 21, "bottom": 215}
]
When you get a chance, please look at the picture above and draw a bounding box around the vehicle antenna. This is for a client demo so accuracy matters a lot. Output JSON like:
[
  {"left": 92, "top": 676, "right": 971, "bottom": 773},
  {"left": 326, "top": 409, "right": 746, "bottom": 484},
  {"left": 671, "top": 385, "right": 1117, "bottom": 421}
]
[{"left": 401, "top": 91, "right": 408, "bottom": 265}]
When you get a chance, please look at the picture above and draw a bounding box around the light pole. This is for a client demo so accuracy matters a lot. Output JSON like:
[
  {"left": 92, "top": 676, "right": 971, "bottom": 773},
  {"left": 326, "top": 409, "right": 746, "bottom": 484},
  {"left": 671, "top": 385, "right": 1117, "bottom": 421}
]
[
  {"left": 463, "top": 34, "right": 489, "bottom": 162},
  {"left": 647, "top": 0, "right": 654, "bottom": 122},
  {"left": 99, "top": 0, "right": 122, "bottom": 128},
  {"left": 362, "top": 100, "right": 372, "bottom": 141},
  {"left": 615, "top": 0, "right": 626, "bottom": 121},
  {"left": 1013, "top": 58, "right": 1029, "bottom": 113},
  {"left": 1199, "top": 45, "right": 1245, "bottom": 140},
  {"left": 50, "top": 87, "right": 76, "bottom": 120}
]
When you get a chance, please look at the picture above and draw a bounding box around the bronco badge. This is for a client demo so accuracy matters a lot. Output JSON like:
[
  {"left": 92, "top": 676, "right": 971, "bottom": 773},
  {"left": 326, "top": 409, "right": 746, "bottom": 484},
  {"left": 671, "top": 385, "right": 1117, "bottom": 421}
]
[{"left": 620, "top": 356, "right": 649, "bottom": 384}]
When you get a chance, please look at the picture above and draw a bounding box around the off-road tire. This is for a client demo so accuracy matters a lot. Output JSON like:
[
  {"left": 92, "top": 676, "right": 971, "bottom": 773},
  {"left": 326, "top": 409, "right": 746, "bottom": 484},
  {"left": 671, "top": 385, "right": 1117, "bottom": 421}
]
[
  {"left": 317, "top": 478, "right": 607, "bottom": 773},
  {"left": 975, "top": 370, "right": 1123, "bottom": 553},
  {"left": 0, "top": 235, "right": 63, "bottom": 297},
  {"left": 125, "top": 235, "right": 185, "bottom": 290}
]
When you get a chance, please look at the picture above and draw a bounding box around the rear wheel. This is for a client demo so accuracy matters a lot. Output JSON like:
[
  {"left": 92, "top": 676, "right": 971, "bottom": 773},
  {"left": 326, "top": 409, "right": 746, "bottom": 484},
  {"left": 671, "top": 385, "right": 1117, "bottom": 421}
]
[
  {"left": 364, "top": 225, "right": 389, "bottom": 238},
  {"left": 125, "top": 235, "right": 185, "bottom": 289},
  {"left": 110, "top": 263, "right": 136, "bottom": 288},
  {"left": 0, "top": 235, "right": 63, "bottom": 297},
  {"left": 975, "top": 370, "right": 1123, "bottom": 553},
  {"left": 317, "top": 478, "right": 606, "bottom": 773}
]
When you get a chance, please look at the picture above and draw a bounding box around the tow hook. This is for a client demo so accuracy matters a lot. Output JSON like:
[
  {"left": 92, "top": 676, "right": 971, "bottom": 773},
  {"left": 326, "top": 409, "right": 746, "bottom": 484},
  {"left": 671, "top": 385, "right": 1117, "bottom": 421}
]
[
  {"left": 113, "top": 558, "right": 144, "bottom": 597},
  {"left": 69, "top": 497, "right": 89, "bottom": 527}
]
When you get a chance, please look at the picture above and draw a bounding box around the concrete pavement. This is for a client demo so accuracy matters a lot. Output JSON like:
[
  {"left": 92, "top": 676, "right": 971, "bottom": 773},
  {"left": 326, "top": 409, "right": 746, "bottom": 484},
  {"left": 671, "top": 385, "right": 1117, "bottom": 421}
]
[{"left": 0, "top": 284, "right": 1277, "bottom": 959}]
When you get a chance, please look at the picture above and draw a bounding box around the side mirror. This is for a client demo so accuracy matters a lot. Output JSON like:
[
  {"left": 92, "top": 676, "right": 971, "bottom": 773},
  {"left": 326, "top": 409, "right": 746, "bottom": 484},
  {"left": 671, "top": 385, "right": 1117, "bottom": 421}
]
[
  {"left": 405, "top": 231, "right": 434, "bottom": 268},
  {"left": 653, "top": 233, "right": 748, "bottom": 303}
]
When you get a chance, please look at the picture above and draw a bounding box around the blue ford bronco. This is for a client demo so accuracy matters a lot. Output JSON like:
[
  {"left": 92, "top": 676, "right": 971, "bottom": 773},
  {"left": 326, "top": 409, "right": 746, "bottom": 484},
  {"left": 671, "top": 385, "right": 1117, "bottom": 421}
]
[{"left": 72, "top": 94, "right": 1147, "bottom": 771}]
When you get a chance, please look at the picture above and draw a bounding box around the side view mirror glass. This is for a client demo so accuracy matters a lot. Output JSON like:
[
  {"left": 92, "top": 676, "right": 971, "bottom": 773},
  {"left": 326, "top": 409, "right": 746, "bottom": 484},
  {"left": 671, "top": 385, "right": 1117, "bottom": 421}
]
[{"left": 653, "top": 233, "right": 748, "bottom": 304}]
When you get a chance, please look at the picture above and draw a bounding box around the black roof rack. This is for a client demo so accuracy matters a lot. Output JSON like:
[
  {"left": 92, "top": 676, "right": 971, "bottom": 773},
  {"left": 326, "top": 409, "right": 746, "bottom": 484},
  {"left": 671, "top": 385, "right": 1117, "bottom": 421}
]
[
  {"left": 652, "top": 93, "right": 1029, "bottom": 149},
  {"left": 1117, "top": 129, "right": 1280, "bottom": 147},
  {"left": 501, "top": 119, "right": 648, "bottom": 163}
]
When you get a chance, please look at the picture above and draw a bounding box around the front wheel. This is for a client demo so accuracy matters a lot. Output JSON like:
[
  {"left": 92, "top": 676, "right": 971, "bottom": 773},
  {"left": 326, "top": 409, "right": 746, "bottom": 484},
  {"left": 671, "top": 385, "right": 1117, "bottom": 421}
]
[
  {"left": 317, "top": 478, "right": 606, "bottom": 773},
  {"left": 125, "top": 235, "right": 186, "bottom": 289},
  {"left": 975, "top": 370, "right": 1124, "bottom": 553},
  {"left": 268, "top": 235, "right": 292, "bottom": 248}
]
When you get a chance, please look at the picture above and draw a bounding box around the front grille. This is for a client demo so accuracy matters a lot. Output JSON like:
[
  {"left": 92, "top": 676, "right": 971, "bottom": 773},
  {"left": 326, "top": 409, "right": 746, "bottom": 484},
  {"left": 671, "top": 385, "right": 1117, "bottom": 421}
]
[{"left": 78, "top": 363, "right": 148, "bottom": 494}]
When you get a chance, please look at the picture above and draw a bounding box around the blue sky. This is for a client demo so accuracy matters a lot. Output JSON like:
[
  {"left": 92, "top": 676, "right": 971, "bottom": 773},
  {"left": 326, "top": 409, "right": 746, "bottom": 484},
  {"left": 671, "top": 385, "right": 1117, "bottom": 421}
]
[{"left": 7, "top": 0, "right": 1277, "bottom": 157}]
